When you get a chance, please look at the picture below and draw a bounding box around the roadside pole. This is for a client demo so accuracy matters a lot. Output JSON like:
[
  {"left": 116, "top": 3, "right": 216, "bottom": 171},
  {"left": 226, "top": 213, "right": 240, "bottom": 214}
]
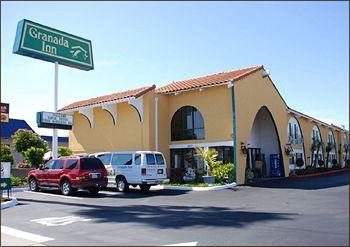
[{"left": 52, "top": 62, "right": 58, "bottom": 159}]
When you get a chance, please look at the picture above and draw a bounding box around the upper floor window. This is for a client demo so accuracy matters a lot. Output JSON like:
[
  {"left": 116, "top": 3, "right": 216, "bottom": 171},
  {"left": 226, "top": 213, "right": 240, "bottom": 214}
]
[{"left": 171, "top": 106, "right": 205, "bottom": 141}]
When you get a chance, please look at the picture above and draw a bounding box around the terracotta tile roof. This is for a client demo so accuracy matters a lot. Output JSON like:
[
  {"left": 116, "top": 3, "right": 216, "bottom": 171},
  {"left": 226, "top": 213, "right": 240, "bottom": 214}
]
[
  {"left": 59, "top": 85, "right": 156, "bottom": 111},
  {"left": 156, "top": 65, "right": 263, "bottom": 94}
]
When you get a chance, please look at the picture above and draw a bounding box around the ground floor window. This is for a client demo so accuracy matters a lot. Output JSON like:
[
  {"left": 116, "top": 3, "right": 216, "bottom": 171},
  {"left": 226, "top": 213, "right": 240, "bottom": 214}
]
[{"left": 170, "top": 146, "right": 233, "bottom": 182}]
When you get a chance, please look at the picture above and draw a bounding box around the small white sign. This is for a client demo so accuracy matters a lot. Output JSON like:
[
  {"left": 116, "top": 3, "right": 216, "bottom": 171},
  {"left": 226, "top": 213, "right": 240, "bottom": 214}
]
[{"left": 1, "top": 162, "right": 11, "bottom": 178}]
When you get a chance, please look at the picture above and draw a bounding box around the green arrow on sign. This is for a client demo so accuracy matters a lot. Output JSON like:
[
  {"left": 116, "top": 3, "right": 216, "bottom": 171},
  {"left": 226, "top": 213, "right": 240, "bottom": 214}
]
[{"left": 1, "top": 178, "right": 11, "bottom": 190}]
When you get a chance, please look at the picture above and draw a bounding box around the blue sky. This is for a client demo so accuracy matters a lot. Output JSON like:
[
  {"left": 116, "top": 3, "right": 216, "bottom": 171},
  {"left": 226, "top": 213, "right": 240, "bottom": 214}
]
[{"left": 1, "top": 1, "right": 349, "bottom": 137}]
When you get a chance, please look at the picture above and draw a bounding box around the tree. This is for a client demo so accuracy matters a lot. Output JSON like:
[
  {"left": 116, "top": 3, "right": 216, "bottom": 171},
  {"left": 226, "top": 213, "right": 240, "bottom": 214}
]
[
  {"left": 58, "top": 146, "right": 73, "bottom": 157},
  {"left": 311, "top": 137, "right": 322, "bottom": 168},
  {"left": 12, "top": 129, "right": 47, "bottom": 155},
  {"left": 325, "top": 142, "right": 334, "bottom": 167},
  {"left": 344, "top": 143, "right": 349, "bottom": 163},
  {"left": 23, "top": 147, "right": 45, "bottom": 168},
  {"left": 0, "top": 145, "right": 14, "bottom": 164},
  {"left": 195, "top": 147, "right": 219, "bottom": 176}
]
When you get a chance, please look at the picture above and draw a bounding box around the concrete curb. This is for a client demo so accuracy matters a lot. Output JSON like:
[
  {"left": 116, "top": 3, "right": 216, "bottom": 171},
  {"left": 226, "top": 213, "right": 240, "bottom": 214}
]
[
  {"left": 289, "top": 168, "right": 349, "bottom": 178},
  {"left": 11, "top": 187, "right": 29, "bottom": 192},
  {"left": 1, "top": 197, "right": 19, "bottom": 210},
  {"left": 154, "top": 182, "right": 237, "bottom": 191}
]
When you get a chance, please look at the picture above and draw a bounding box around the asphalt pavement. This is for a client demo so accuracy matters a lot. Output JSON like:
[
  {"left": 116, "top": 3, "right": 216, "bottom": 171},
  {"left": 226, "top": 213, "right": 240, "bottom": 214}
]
[{"left": 1, "top": 171, "right": 349, "bottom": 246}]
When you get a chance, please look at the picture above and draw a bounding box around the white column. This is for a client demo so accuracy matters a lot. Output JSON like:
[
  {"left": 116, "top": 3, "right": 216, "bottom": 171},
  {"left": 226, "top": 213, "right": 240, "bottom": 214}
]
[
  {"left": 155, "top": 96, "right": 159, "bottom": 151},
  {"left": 52, "top": 62, "right": 58, "bottom": 159}
]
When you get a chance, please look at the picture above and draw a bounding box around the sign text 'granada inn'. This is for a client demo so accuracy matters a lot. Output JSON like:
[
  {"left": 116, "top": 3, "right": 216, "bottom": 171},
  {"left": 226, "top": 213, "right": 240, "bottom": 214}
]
[{"left": 13, "top": 19, "right": 93, "bottom": 71}]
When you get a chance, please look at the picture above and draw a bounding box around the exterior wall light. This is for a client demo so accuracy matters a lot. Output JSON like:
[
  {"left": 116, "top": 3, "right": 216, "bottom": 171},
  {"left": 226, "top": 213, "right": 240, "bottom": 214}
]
[{"left": 240, "top": 142, "right": 248, "bottom": 154}]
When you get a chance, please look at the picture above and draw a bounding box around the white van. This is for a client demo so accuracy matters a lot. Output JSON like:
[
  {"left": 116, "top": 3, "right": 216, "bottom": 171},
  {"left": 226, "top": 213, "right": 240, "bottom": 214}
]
[{"left": 92, "top": 151, "right": 169, "bottom": 192}]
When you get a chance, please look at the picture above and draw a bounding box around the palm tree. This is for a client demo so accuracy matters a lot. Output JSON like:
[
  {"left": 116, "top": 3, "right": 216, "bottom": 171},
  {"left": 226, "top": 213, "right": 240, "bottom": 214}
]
[
  {"left": 325, "top": 142, "right": 334, "bottom": 167},
  {"left": 311, "top": 137, "right": 322, "bottom": 168},
  {"left": 195, "top": 147, "right": 218, "bottom": 176}
]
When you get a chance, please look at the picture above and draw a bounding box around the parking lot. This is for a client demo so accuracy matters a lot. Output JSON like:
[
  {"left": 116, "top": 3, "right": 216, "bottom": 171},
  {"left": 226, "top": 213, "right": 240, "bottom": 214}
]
[{"left": 1, "top": 171, "right": 349, "bottom": 246}]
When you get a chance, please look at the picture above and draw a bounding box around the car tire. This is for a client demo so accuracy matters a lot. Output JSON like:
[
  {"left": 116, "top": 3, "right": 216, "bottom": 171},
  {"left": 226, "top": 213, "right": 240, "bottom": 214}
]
[
  {"left": 29, "top": 177, "right": 39, "bottom": 192},
  {"left": 140, "top": 185, "right": 151, "bottom": 192},
  {"left": 60, "top": 180, "right": 73, "bottom": 196},
  {"left": 116, "top": 177, "right": 128, "bottom": 192},
  {"left": 88, "top": 187, "right": 99, "bottom": 195}
]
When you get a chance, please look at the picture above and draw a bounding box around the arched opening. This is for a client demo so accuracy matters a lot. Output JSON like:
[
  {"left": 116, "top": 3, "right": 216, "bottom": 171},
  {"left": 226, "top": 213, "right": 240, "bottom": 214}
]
[
  {"left": 247, "top": 106, "right": 284, "bottom": 178},
  {"left": 287, "top": 117, "right": 306, "bottom": 171},
  {"left": 326, "top": 131, "right": 336, "bottom": 167},
  {"left": 171, "top": 105, "right": 205, "bottom": 141},
  {"left": 311, "top": 125, "right": 323, "bottom": 167}
]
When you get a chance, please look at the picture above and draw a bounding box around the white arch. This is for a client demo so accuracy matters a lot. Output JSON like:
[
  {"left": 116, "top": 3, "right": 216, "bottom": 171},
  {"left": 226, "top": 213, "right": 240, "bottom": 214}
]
[
  {"left": 287, "top": 117, "right": 305, "bottom": 171},
  {"left": 311, "top": 125, "right": 323, "bottom": 166}
]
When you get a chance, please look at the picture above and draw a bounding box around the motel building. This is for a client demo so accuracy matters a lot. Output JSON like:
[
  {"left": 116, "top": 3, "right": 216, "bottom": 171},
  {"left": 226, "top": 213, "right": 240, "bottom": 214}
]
[{"left": 59, "top": 65, "right": 349, "bottom": 184}]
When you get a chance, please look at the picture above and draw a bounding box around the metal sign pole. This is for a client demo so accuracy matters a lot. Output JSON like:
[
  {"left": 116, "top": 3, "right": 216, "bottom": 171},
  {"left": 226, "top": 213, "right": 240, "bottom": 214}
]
[{"left": 52, "top": 62, "right": 58, "bottom": 159}]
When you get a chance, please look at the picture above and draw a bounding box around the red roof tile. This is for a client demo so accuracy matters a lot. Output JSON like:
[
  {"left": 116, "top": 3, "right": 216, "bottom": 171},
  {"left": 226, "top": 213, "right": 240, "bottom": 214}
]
[
  {"left": 59, "top": 85, "right": 156, "bottom": 111},
  {"left": 156, "top": 65, "right": 263, "bottom": 94}
]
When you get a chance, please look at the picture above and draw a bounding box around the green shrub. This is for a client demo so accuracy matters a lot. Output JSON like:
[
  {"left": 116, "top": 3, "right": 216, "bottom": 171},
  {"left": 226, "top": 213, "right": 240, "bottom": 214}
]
[
  {"left": 58, "top": 146, "right": 73, "bottom": 157},
  {"left": 212, "top": 162, "right": 234, "bottom": 183},
  {"left": 0, "top": 144, "right": 14, "bottom": 164},
  {"left": 12, "top": 129, "right": 47, "bottom": 155},
  {"left": 10, "top": 176, "right": 22, "bottom": 187},
  {"left": 23, "top": 147, "right": 45, "bottom": 168}
]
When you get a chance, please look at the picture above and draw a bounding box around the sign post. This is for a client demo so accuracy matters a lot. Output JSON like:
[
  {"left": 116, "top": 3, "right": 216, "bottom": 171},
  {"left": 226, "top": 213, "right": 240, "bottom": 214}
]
[{"left": 13, "top": 19, "right": 93, "bottom": 158}]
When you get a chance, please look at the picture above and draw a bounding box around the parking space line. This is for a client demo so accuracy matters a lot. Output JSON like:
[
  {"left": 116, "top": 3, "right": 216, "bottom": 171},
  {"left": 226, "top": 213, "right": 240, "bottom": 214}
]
[
  {"left": 24, "top": 191, "right": 83, "bottom": 200},
  {"left": 164, "top": 241, "right": 198, "bottom": 246},
  {"left": 1, "top": 225, "right": 54, "bottom": 243}
]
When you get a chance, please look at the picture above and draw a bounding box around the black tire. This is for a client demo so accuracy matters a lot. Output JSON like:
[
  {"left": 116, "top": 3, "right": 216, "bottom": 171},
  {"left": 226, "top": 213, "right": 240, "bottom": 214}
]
[
  {"left": 115, "top": 177, "right": 129, "bottom": 192},
  {"left": 60, "top": 179, "right": 73, "bottom": 196},
  {"left": 29, "top": 177, "right": 39, "bottom": 192},
  {"left": 140, "top": 185, "right": 151, "bottom": 192},
  {"left": 88, "top": 187, "right": 99, "bottom": 195}
]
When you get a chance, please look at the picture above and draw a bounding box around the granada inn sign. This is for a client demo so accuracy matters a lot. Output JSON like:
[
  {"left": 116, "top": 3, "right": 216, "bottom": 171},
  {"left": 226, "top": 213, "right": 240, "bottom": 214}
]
[
  {"left": 13, "top": 19, "right": 93, "bottom": 70},
  {"left": 13, "top": 19, "right": 94, "bottom": 158}
]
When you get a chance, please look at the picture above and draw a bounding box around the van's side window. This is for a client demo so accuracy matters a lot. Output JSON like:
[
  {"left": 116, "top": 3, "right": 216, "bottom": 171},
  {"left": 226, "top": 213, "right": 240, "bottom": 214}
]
[
  {"left": 155, "top": 154, "right": 165, "bottom": 165},
  {"left": 146, "top": 154, "right": 156, "bottom": 165},
  {"left": 112, "top": 154, "right": 133, "bottom": 166},
  {"left": 97, "top": 153, "right": 112, "bottom": 166},
  {"left": 135, "top": 154, "right": 141, "bottom": 165}
]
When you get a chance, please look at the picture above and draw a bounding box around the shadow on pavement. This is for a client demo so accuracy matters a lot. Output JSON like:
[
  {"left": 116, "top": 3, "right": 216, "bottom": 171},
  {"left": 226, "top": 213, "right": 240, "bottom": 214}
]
[
  {"left": 248, "top": 170, "right": 349, "bottom": 190},
  {"left": 34, "top": 186, "right": 189, "bottom": 198},
  {"left": 17, "top": 198, "right": 295, "bottom": 229}
]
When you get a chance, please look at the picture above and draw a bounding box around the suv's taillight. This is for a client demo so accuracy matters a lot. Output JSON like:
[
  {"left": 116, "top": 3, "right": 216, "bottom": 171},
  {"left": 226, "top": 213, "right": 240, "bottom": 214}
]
[{"left": 141, "top": 168, "right": 147, "bottom": 175}]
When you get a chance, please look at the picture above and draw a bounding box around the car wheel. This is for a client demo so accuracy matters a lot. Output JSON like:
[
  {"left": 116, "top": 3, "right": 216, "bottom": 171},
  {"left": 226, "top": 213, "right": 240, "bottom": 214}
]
[
  {"left": 116, "top": 177, "right": 128, "bottom": 192},
  {"left": 88, "top": 187, "right": 99, "bottom": 195},
  {"left": 61, "top": 180, "right": 73, "bottom": 196},
  {"left": 29, "top": 177, "right": 39, "bottom": 192},
  {"left": 140, "top": 185, "right": 151, "bottom": 192}
]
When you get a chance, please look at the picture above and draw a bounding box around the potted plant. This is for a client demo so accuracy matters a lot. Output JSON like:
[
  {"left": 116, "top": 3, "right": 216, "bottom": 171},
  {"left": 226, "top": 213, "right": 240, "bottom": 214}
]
[
  {"left": 195, "top": 147, "right": 218, "bottom": 184},
  {"left": 296, "top": 157, "right": 304, "bottom": 169}
]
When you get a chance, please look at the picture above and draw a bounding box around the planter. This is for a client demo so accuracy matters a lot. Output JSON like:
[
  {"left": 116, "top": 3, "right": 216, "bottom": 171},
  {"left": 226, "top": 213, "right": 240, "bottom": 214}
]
[{"left": 202, "top": 176, "right": 215, "bottom": 184}]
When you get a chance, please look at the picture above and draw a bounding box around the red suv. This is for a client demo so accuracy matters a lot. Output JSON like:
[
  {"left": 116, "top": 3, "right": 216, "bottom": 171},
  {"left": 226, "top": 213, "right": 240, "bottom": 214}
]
[{"left": 28, "top": 157, "right": 108, "bottom": 196}]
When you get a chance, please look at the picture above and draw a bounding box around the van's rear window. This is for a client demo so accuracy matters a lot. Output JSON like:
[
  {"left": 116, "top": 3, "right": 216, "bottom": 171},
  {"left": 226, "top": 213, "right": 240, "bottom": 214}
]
[{"left": 80, "top": 158, "right": 105, "bottom": 170}]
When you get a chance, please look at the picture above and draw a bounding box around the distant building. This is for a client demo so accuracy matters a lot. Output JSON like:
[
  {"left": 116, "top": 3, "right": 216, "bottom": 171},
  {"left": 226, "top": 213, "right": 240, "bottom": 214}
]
[{"left": 1, "top": 118, "right": 69, "bottom": 164}]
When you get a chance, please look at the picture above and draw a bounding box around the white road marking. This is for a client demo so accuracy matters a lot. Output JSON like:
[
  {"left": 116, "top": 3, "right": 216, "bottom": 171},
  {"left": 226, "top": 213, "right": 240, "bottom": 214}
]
[
  {"left": 31, "top": 216, "right": 91, "bottom": 226},
  {"left": 99, "top": 191, "right": 118, "bottom": 195},
  {"left": 25, "top": 191, "right": 83, "bottom": 200},
  {"left": 1, "top": 225, "right": 54, "bottom": 243},
  {"left": 164, "top": 241, "right": 198, "bottom": 246}
]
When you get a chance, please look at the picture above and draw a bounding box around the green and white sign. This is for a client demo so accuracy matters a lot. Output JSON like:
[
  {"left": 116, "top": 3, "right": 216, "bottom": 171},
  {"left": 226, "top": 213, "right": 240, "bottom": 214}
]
[
  {"left": 1, "top": 162, "right": 11, "bottom": 190},
  {"left": 13, "top": 19, "right": 94, "bottom": 71}
]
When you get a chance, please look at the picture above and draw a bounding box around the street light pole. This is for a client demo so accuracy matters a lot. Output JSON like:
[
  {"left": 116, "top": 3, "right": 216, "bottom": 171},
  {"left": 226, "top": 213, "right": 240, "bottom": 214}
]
[{"left": 52, "top": 62, "right": 58, "bottom": 159}]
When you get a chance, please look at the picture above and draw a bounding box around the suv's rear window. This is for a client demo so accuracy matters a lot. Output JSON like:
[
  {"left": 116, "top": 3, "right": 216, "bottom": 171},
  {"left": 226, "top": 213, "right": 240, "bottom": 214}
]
[{"left": 80, "top": 158, "right": 105, "bottom": 170}]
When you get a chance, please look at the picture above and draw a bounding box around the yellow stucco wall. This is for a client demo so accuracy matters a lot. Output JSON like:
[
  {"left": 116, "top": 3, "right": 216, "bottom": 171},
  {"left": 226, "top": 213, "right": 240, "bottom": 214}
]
[
  {"left": 68, "top": 91, "right": 155, "bottom": 154},
  {"left": 234, "top": 69, "right": 290, "bottom": 184}
]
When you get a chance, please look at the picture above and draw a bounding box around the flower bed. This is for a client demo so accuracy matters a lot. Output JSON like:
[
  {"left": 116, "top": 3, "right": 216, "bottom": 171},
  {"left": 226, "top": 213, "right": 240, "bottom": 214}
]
[{"left": 290, "top": 166, "right": 348, "bottom": 177}]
